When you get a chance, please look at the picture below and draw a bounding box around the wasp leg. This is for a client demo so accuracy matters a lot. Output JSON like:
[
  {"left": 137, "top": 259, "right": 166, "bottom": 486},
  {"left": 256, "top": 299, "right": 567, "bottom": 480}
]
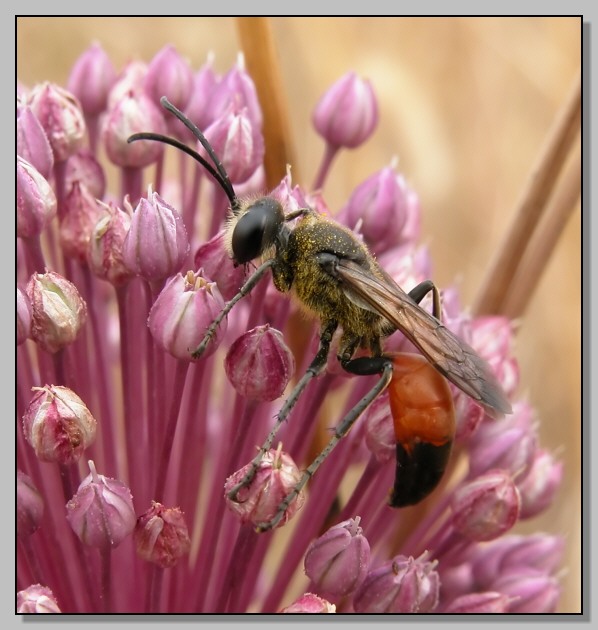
[
  {"left": 408, "top": 280, "right": 442, "bottom": 320},
  {"left": 191, "top": 259, "right": 276, "bottom": 359},
  {"left": 227, "top": 320, "right": 338, "bottom": 502},
  {"left": 255, "top": 357, "right": 394, "bottom": 531}
]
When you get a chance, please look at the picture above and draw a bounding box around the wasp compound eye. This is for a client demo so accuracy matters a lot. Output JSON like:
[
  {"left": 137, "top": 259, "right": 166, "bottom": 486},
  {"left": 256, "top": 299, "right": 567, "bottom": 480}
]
[{"left": 231, "top": 198, "right": 285, "bottom": 264}]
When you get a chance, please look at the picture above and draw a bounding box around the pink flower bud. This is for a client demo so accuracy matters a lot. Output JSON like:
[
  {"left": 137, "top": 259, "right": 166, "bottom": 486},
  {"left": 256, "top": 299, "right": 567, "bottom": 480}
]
[
  {"left": 470, "top": 316, "right": 515, "bottom": 365},
  {"left": 468, "top": 422, "right": 538, "bottom": 480},
  {"left": 59, "top": 182, "right": 103, "bottom": 262},
  {"left": 67, "top": 42, "right": 116, "bottom": 116},
  {"left": 22, "top": 385, "right": 97, "bottom": 465},
  {"left": 205, "top": 53, "right": 263, "bottom": 130},
  {"left": 88, "top": 201, "right": 134, "bottom": 287},
  {"left": 122, "top": 188, "right": 189, "bottom": 281},
  {"left": 17, "top": 471, "right": 44, "bottom": 537},
  {"left": 17, "top": 157, "right": 57, "bottom": 238},
  {"left": 224, "top": 446, "right": 305, "bottom": 529},
  {"left": 225, "top": 325, "right": 295, "bottom": 401},
  {"left": 362, "top": 392, "right": 395, "bottom": 463},
  {"left": 353, "top": 553, "right": 439, "bottom": 613},
  {"left": 184, "top": 53, "right": 220, "bottom": 131},
  {"left": 451, "top": 470, "right": 520, "bottom": 541},
  {"left": 472, "top": 533, "right": 565, "bottom": 589},
  {"left": 270, "top": 170, "right": 311, "bottom": 215},
  {"left": 203, "top": 107, "right": 264, "bottom": 184},
  {"left": 17, "top": 106, "right": 54, "bottom": 179},
  {"left": 17, "top": 584, "right": 61, "bottom": 613},
  {"left": 26, "top": 271, "right": 87, "bottom": 353},
  {"left": 107, "top": 61, "right": 147, "bottom": 109},
  {"left": 339, "top": 162, "right": 416, "bottom": 253},
  {"left": 279, "top": 593, "right": 336, "bottom": 613},
  {"left": 193, "top": 230, "right": 246, "bottom": 301},
  {"left": 134, "top": 501, "right": 191, "bottom": 568},
  {"left": 148, "top": 270, "right": 226, "bottom": 360},
  {"left": 64, "top": 149, "right": 107, "bottom": 200},
  {"left": 102, "top": 91, "right": 166, "bottom": 168},
  {"left": 304, "top": 517, "right": 370, "bottom": 597},
  {"left": 517, "top": 449, "right": 563, "bottom": 519},
  {"left": 17, "top": 286, "right": 32, "bottom": 345},
  {"left": 443, "top": 591, "right": 514, "bottom": 613},
  {"left": 66, "top": 460, "right": 135, "bottom": 551},
  {"left": 26, "top": 82, "right": 86, "bottom": 161},
  {"left": 144, "top": 45, "right": 194, "bottom": 111},
  {"left": 490, "top": 567, "right": 560, "bottom": 613},
  {"left": 312, "top": 72, "right": 378, "bottom": 149}
]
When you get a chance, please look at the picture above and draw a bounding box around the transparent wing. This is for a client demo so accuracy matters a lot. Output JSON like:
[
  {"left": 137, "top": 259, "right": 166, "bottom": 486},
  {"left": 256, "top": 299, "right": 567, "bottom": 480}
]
[{"left": 335, "top": 258, "right": 512, "bottom": 417}]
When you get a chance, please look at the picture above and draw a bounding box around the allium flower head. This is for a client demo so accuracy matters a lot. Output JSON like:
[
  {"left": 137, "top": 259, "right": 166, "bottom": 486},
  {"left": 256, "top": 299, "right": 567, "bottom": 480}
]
[{"left": 16, "top": 40, "right": 568, "bottom": 614}]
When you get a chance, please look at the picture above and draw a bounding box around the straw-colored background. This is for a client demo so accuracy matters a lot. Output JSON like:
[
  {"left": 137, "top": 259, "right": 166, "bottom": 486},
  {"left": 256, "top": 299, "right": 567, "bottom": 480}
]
[{"left": 17, "top": 17, "right": 581, "bottom": 613}]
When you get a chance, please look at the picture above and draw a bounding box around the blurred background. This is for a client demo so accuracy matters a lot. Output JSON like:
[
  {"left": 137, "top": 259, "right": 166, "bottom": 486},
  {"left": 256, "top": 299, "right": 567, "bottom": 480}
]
[{"left": 17, "top": 17, "right": 581, "bottom": 613}]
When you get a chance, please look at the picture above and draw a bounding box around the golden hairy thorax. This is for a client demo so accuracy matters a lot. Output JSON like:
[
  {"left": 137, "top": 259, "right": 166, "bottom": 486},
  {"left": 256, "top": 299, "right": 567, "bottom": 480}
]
[{"left": 272, "top": 213, "right": 387, "bottom": 351}]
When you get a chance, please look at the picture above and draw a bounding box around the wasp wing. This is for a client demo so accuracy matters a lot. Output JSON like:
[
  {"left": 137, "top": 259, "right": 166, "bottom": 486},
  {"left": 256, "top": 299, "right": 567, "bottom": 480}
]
[{"left": 335, "top": 258, "right": 511, "bottom": 418}]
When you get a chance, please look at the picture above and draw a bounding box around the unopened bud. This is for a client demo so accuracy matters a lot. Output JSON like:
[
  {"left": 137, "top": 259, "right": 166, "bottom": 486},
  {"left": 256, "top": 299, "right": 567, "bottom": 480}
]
[
  {"left": 22, "top": 385, "right": 96, "bottom": 465},
  {"left": 134, "top": 501, "right": 191, "bottom": 568},
  {"left": 26, "top": 271, "right": 87, "bottom": 353},
  {"left": 17, "top": 584, "right": 61, "bottom": 613},
  {"left": 304, "top": 517, "right": 370, "bottom": 597},
  {"left": 66, "top": 461, "right": 135, "bottom": 551},
  {"left": 279, "top": 593, "right": 336, "bottom": 613},
  {"left": 224, "top": 446, "right": 305, "bottom": 529},
  {"left": 451, "top": 470, "right": 520, "bottom": 541},
  {"left": 148, "top": 270, "right": 226, "bottom": 360},
  {"left": 353, "top": 553, "right": 439, "bottom": 613},
  {"left": 225, "top": 325, "right": 295, "bottom": 401},
  {"left": 17, "top": 471, "right": 44, "bottom": 537}
]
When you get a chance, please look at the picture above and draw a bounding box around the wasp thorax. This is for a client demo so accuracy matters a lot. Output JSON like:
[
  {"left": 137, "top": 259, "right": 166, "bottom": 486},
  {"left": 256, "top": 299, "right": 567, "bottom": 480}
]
[{"left": 231, "top": 197, "right": 285, "bottom": 264}]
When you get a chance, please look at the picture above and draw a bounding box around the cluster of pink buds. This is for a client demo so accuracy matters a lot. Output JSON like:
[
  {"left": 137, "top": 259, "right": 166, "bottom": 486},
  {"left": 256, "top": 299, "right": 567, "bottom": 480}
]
[{"left": 16, "top": 42, "right": 565, "bottom": 614}]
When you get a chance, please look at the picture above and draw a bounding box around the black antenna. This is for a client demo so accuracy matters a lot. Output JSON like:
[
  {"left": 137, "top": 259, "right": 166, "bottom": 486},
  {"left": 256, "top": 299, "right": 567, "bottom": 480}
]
[{"left": 127, "top": 96, "right": 239, "bottom": 212}]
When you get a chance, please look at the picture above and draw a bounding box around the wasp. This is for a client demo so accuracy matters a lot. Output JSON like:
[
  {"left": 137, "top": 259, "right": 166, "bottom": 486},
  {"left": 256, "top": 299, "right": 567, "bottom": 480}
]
[{"left": 129, "top": 97, "right": 512, "bottom": 532}]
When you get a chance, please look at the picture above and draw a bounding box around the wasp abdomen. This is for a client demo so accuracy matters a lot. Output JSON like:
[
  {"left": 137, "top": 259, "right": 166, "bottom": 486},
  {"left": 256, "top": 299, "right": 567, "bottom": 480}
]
[{"left": 387, "top": 353, "right": 456, "bottom": 507}]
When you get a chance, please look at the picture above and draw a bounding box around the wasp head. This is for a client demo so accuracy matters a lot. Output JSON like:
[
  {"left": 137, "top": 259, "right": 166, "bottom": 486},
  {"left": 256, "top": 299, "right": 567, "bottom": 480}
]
[{"left": 227, "top": 197, "right": 286, "bottom": 265}]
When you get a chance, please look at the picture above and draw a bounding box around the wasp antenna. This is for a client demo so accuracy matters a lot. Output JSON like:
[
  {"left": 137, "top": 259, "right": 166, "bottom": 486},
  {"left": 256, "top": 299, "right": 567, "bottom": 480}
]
[
  {"left": 127, "top": 131, "right": 232, "bottom": 199},
  {"left": 158, "top": 97, "right": 239, "bottom": 211}
]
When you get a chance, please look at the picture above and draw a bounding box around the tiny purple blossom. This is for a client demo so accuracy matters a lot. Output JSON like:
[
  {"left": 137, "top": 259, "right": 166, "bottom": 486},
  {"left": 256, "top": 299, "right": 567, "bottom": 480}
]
[
  {"left": 144, "top": 45, "right": 194, "bottom": 112},
  {"left": 17, "top": 584, "right": 61, "bottom": 613},
  {"left": 353, "top": 553, "right": 439, "bottom": 613},
  {"left": 304, "top": 517, "right": 371, "bottom": 597},
  {"left": 313, "top": 71, "right": 378, "bottom": 149},
  {"left": 122, "top": 187, "right": 189, "bottom": 281},
  {"left": 67, "top": 42, "right": 116, "bottom": 117},
  {"left": 17, "top": 106, "right": 54, "bottom": 179},
  {"left": 66, "top": 460, "right": 135, "bottom": 551},
  {"left": 225, "top": 324, "right": 295, "bottom": 401},
  {"left": 26, "top": 82, "right": 86, "bottom": 161},
  {"left": 148, "top": 270, "right": 226, "bottom": 360},
  {"left": 17, "top": 157, "right": 57, "bottom": 239}
]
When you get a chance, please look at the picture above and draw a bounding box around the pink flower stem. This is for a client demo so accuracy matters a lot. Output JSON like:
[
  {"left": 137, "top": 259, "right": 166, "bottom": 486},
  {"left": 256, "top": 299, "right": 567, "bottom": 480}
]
[
  {"left": 22, "top": 236, "right": 46, "bottom": 274},
  {"left": 120, "top": 167, "right": 143, "bottom": 204},
  {"left": 312, "top": 143, "right": 339, "bottom": 192},
  {"left": 100, "top": 547, "right": 113, "bottom": 612},
  {"left": 18, "top": 536, "right": 44, "bottom": 584},
  {"left": 216, "top": 524, "right": 257, "bottom": 612},
  {"left": 337, "top": 454, "right": 386, "bottom": 522},
  {"left": 145, "top": 565, "right": 164, "bottom": 613},
  {"left": 154, "top": 360, "right": 190, "bottom": 502},
  {"left": 115, "top": 285, "right": 141, "bottom": 487}
]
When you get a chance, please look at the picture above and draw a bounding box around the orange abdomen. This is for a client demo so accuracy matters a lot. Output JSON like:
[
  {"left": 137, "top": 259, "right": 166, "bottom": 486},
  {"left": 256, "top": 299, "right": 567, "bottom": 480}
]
[{"left": 388, "top": 353, "right": 456, "bottom": 507}]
